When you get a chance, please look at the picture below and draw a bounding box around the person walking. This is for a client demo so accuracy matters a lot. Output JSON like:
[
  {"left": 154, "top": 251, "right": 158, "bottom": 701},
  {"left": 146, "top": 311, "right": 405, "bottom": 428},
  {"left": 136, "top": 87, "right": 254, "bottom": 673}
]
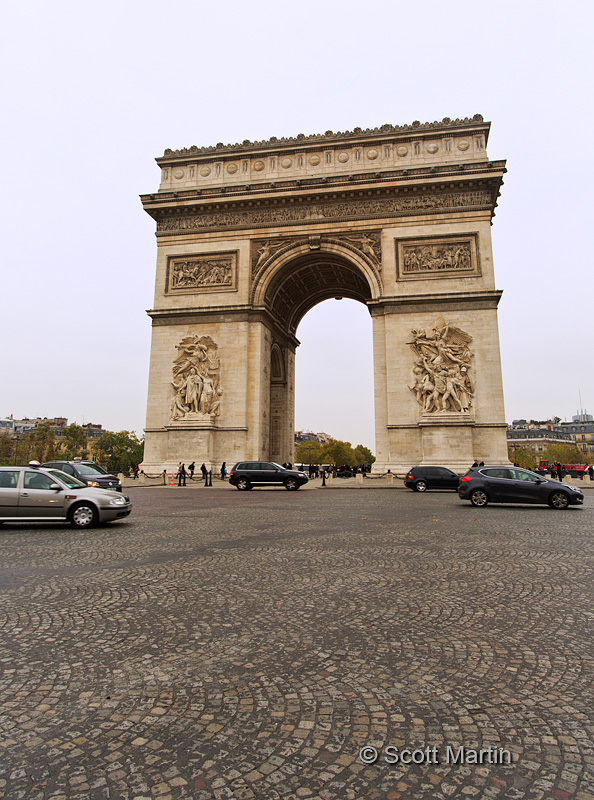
[
  {"left": 188, "top": 462, "right": 195, "bottom": 480},
  {"left": 220, "top": 461, "right": 227, "bottom": 480},
  {"left": 178, "top": 463, "right": 187, "bottom": 487}
]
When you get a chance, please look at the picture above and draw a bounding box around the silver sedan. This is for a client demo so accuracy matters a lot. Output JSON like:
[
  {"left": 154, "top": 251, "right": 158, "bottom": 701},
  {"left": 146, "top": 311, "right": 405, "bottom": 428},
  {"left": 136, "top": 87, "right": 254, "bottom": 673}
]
[{"left": 0, "top": 464, "right": 132, "bottom": 529}]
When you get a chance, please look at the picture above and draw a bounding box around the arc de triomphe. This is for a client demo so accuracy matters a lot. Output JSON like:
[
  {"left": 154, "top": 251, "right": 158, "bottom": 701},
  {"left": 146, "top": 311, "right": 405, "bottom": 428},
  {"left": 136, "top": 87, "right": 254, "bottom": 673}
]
[{"left": 140, "top": 115, "right": 508, "bottom": 474}]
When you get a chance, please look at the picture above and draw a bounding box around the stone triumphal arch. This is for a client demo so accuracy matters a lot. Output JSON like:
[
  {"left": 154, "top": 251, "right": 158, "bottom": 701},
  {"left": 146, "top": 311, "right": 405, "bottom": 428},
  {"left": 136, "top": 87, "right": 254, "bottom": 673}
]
[{"left": 141, "top": 115, "right": 509, "bottom": 474}]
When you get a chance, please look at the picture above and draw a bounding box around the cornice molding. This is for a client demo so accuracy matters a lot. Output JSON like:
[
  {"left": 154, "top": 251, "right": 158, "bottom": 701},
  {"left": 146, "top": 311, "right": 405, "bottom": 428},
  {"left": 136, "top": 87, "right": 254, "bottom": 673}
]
[
  {"left": 368, "top": 290, "right": 503, "bottom": 315},
  {"left": 147, "top": 305, "right": 300, "bottom": 348},
  {"left": 141, "top": 160, "right": 506, "bottom": 208}
]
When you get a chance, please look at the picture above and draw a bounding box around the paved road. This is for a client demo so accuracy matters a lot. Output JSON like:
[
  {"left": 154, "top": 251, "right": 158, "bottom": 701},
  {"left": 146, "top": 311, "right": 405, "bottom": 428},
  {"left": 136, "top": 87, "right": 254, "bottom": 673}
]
[{"left": 1, "top": 487, "right": 593, "bottom": 800}]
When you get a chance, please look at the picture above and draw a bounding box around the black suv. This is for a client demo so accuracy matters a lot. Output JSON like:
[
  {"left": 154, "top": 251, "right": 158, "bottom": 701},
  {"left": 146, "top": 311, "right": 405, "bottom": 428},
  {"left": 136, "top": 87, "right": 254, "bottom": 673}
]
[
  {"left": 229, "top": 462, "right": 309, "bottom": 491},
  {"left": 458, "top": 466, "right": 584, "bottom": 509},
  {"left": 405, "top": 466, "right": 460, "bottom": 492},
  {"left": 42, "top": 460, "right": 122, "bottom": 492}
]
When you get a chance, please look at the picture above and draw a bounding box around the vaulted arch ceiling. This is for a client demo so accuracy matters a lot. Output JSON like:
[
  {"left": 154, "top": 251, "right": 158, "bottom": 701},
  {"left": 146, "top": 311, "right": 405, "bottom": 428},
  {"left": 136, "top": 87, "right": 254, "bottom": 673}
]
[{"left": 263, "top": 253, "right": 372, "bottom": 335}]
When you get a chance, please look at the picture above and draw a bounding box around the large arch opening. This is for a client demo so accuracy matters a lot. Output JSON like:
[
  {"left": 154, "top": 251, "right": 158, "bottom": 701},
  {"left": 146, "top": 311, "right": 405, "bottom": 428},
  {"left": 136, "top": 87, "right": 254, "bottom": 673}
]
[
  {"left": 295, "top": 298, "right": 375, "bottom": 451},
  {"left": 259, "top": 250, "right": 376, "bottom": 463},
  {"left": 261, "top": 250, "right": 375, "bottom": 335}
]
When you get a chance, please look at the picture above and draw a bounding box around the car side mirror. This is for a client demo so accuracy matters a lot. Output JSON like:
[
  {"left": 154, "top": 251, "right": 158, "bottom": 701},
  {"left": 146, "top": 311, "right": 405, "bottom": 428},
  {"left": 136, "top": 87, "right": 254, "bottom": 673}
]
[{"left": 49, "top": 483, "right": 62, "bottom": 491}]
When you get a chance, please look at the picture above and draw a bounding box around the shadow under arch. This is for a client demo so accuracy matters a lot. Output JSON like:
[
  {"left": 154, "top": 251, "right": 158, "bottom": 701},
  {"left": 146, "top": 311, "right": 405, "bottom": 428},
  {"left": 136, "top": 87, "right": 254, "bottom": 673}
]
[{"left": 252, "top": 242, "right": 382, "bottom": 335}]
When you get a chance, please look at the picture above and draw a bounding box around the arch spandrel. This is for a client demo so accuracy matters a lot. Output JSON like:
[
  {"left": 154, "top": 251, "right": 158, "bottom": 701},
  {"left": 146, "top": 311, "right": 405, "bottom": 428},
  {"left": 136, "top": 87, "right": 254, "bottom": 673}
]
[{"left": 252, "top": 240, "right": 382, "bottom": 334}]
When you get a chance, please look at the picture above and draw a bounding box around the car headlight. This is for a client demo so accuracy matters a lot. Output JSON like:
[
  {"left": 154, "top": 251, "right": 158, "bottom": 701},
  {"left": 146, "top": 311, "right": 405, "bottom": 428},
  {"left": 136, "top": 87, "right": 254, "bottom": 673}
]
[
  {"left": 298, "top": 473, "right": 307, "bottom": 477},
  {"left": 109, "top": 496, "right": 126, "bottom": 505},
  {"left": 87, "top": 480, "right": 101, "bottom": 487}
]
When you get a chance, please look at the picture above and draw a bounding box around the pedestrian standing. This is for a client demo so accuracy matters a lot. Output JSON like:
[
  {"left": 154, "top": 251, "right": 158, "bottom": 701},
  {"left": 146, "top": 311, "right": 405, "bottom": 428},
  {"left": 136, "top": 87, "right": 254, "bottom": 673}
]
[
  {"left": 134, "top": 464, "right": 140, "bottom": 480},
  {"left": 188, "top": 462, "right": 195, "bottom": 480},
  {"left": 557, "top": 462, "right": 564, "bottom": 482},
  {"left": 201, "top": 462, "right": 208, "bottom": 480},
  {"left": 178, "top": 463, "right": 187, "bottom": 487},
  {"left": 220, "top": 461, "right": 226, "bottom": 480}
]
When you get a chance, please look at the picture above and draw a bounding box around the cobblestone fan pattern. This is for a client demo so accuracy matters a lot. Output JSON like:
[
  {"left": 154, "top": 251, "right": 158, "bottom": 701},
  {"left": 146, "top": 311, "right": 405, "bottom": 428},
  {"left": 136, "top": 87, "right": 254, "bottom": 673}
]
[{"left": 1, "top": 488, "right": 593, "bottom": 800}]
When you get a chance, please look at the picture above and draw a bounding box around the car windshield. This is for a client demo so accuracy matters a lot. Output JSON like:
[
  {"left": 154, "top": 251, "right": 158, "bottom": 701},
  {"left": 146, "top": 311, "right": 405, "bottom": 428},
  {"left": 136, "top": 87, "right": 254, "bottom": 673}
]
[
  {"left": 76, "top": 464, "right": 107, "bottom": 476},
  {"left": 272, "top": 463, "right": 286, "bottom": 470},
  {"left": 86, "top": 463, "right": 108, "bottom": 474},
  {"left": 47, "top": 469, "right": 87, "bottom": 489}
]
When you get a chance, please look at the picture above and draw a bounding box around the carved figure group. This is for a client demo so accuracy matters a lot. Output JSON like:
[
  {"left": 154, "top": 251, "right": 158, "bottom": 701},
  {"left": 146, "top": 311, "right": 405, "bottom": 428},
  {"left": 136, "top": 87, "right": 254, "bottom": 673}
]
[
  {"left": 170, "top": 335, "right": 223, "bottom": 419},
  {"left": 171, "top": 259, "right": 232, "bottom": 289},
  {"left": 408, "top": 318, "right": 474, "bottom": 413},
  {"left": 403, "top": 242, "right": 471, "bottom": 274}
]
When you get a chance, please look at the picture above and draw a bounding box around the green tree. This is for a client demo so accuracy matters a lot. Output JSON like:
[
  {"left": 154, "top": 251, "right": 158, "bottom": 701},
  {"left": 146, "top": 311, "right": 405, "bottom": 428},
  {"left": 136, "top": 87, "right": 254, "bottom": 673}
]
[
  {"left": 541, "top": 443, "right": 586, "bottom": 466},
  {"left": 353, "top": 444, "right": 376, "bottom": 467},
  {"left": 507, "top": 445, "right": 536, "bottom": 469},
  {"left": 61, "top": 424, "right": 88, "bottom": 459},
  {"left": 295, "top": 440, "right": 323, "bottom": 465},
  {"left": 0, "top": 432, "right": 13, "bottom": 465},
  {"left": 96, "top": 431, "right": 144, "bottom": 474},
  {"left": 29, "top": 424, "right": 57, "bottom": 463},
  {"left": 320, "top": 439, "right": 357, "bottom": 467}
]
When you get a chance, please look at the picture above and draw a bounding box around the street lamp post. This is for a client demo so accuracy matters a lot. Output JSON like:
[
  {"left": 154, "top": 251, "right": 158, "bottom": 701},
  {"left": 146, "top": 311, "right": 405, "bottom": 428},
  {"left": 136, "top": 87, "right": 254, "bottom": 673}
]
[{"left": 13, "top": 434, "right": 22, "bottom": 465}]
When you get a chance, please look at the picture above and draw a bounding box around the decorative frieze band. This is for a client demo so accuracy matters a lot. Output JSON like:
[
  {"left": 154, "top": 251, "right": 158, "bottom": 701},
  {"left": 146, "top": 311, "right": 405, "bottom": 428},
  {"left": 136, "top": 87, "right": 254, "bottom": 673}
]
[{"left": 156, "top": 189, "right": 493, "bottom": 235}]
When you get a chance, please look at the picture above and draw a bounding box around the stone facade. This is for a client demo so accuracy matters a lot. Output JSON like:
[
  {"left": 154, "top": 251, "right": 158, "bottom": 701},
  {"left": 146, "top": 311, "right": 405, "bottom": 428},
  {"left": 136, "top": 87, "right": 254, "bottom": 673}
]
[{"left": 141, "top": 116, "right": 509, "bottom": 474}]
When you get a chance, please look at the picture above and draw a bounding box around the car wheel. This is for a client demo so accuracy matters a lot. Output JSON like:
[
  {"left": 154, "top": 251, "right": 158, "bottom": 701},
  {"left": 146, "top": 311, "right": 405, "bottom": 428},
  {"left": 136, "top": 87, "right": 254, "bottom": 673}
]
[
  {"left": 285, "top": 478, "right": 299, "bottom": 491},
  {"left": 415, "top": 480, "right": 428, "bottom": 492},
  {"left": 70, "top": 502, "right": 98, "bottom": 529},
  {"left": 470, "top": 489, "right": 489, "bottom": 508},
  {"left": 549, "top": 491, "right": 569, "bottom": 510},
  {"left": 236, "top": 478, "right": 250, "bottom": 491}
]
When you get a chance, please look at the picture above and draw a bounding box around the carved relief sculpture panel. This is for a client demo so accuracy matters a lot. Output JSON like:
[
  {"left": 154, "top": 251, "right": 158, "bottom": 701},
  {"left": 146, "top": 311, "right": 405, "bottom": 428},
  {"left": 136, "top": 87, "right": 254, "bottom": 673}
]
[
  {"left": 408, "top": 318, "right": 474, "bottom": 414},
  {"left": 396, "top": 235, "right": 479, "bottom": 281},
  {"left": 250, "top": 232, "right": 382, "bottom": 285},
  {"left": 166, "top": 252, "right": 237, "bottom": 294},
  {"left": 170, "top": 335, "right": 223, "bottom": 420}
]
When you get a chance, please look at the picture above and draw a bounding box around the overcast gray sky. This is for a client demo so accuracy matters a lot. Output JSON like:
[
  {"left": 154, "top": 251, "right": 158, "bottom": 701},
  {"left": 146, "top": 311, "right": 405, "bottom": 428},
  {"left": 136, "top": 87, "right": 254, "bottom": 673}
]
[{"left": 1, "top": 0, "right": 592, "bottom": 451}]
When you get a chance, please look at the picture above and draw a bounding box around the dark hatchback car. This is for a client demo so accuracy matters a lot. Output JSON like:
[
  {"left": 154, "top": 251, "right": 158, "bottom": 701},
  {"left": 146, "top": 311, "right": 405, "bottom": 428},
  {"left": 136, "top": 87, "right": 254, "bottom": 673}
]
[
  {"left": 229, "top": 462, "right": 309, "bottom": 491},
  {"left": 42, "top": 460, "right": 122, "bottom": 492},
  {"left": 458, "top": 466, "right": 584, "bottom": 509},
  {"left": 405, "top": 466, "right": 460, "bottom": 492}
]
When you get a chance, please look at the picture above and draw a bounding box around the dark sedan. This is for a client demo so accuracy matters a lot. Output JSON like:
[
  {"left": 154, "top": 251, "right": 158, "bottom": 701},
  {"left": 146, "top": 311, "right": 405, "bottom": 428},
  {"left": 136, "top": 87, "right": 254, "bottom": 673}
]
[
  {"left": 405, "top": 465, "right": 460, "bottom": 492},
  {"left": 42, "top": 460, "right": 122, "bottom": 492},
  {"left": 229, "top": 462, "right": 309, "bottom": 491},
  {"left": 458, "top": 466, "right": 584, "bottom": 509}
]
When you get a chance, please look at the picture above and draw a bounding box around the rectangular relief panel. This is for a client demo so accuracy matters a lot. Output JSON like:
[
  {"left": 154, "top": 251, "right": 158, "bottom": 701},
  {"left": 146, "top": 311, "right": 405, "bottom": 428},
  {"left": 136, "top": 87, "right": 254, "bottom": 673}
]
[
  {"left": 395, "top": 234, "right": 480, "bottom": 281},
  {"left": 166, "top": 251, "right": 238, "bottom": 294}
]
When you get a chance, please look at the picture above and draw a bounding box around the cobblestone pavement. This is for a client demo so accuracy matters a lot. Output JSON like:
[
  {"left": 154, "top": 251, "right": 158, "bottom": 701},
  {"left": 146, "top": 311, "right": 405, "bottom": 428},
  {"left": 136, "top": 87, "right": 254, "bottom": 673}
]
[{"left": 1, "top": 487, "right": 593, "bottom": 800}]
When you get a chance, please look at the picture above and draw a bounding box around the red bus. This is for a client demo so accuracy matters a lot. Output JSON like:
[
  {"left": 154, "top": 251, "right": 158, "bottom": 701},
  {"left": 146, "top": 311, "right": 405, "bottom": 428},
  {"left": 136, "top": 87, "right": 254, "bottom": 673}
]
[{"left": 537, "top": 461, "right": 588, "bottom": 478}]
